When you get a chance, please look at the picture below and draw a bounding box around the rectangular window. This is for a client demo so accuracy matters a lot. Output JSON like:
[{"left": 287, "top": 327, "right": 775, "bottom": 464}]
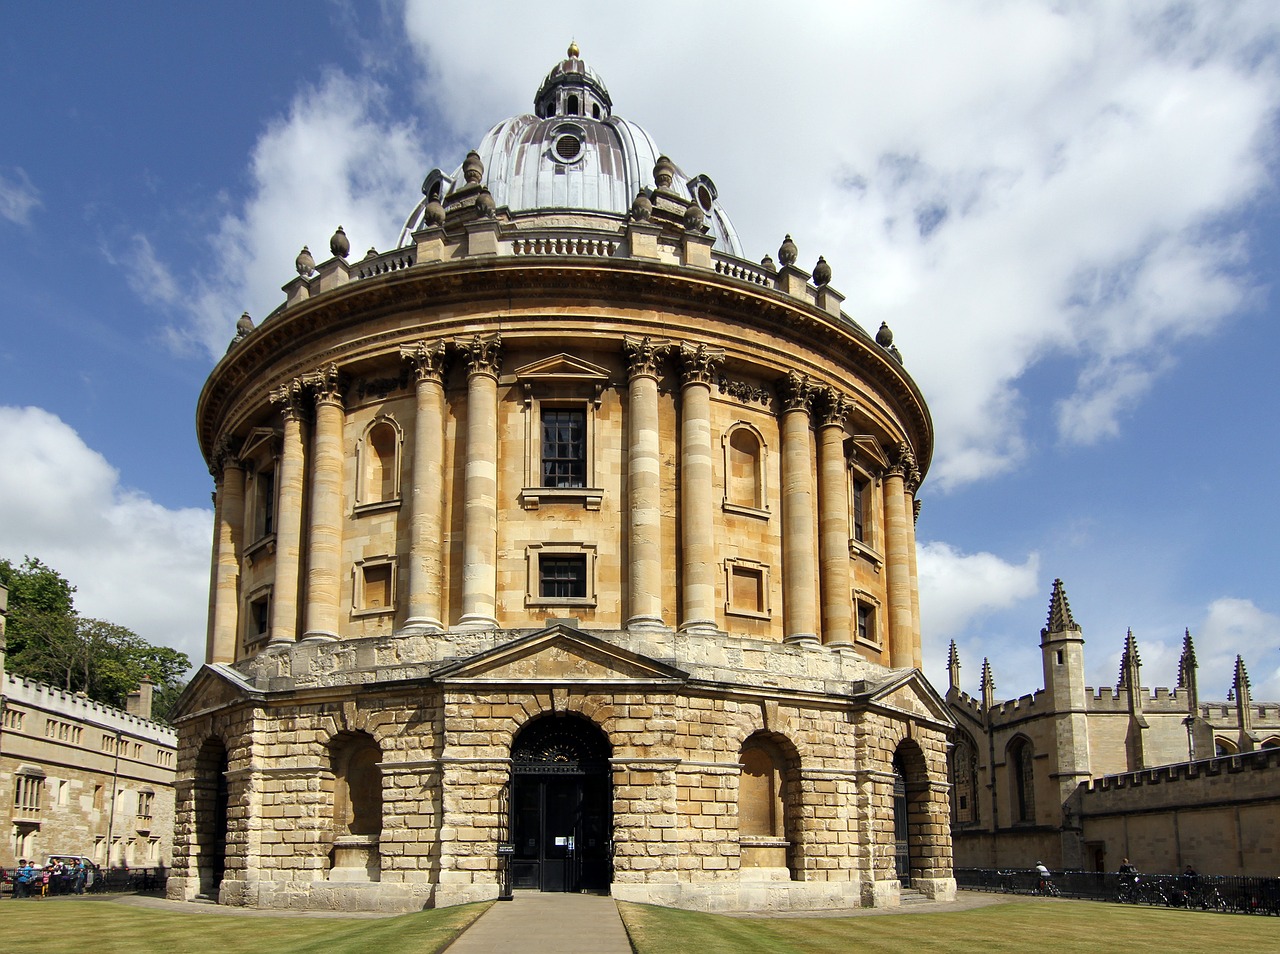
[
  {"left": 363, "top": 563, "right": 393, "bottom": 609},
  {"left": 2, "top": 709, "right": 23, "bottom": 730},
  {"left": 857, "top": 602, "right": 876, "bottom": 643},
  {"left": 248, "top": 593, "right": 271, "bottom": 639},
  {"left": 539, "top": 555, "right": 587, "bottom": 599},
  {"left": 254, "top": 467, "right": 276, "bottom": 539},
  {"left": 137, "top": 791, "right": 154, "bottom": 819},
  {"left": 541, "top": 408, "right": 587, "bottom": 488},
  {"left": 852, "top": 477, "right": 867, "bottom": 543},
  {"left": 14, "top": 775, "right": 42, "bottom": 813}
]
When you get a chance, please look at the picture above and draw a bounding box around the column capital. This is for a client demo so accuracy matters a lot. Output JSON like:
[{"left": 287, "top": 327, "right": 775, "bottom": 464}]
[
  {"left": 208, "top": 435, "right": 244, "bottom": 480},
  {"left": 624, "top": 335, "right": 671, "bottom": 380},
  {"left": 269, "top": 378, "right": 308, "bottom": 421},
  {"left": 455, "top": 333, "right": 502, "bottom": 378},
  {"left": 777, "top": 370, "right": 815, "bottom": 414},
  {"left": 816, "top": 386, "right": 852, "bottom": 429},
  {"left": 400, "top": 339, "right": 448, "bottom": 383},
  {"left": 677, "top": 342, "right": 722, "bottom": 387},
  {"left": 886, "top": 441, "right": 921, "bottom": 491},
  {"left": 302, "top": 363, "right": 345, "bottom": 409}
]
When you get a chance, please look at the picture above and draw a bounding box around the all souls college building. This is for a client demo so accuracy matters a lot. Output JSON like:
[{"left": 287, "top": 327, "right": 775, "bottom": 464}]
[{"left": 169, "top": 46, "right": 955, "bottom": 913}]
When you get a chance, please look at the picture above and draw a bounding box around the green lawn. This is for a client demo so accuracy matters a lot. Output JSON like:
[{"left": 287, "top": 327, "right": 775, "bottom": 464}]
[
  {"left": 0, "top": 898, "right": 491, "bottom": 954},
  {"left": 618, "top": 898, "right": 1280, "bottom": 954}
]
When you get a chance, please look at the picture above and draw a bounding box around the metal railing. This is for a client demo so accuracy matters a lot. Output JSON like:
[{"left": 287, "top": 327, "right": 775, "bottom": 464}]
[{"left": 957, "top": 867, "right": 1280, "bottom": 915}]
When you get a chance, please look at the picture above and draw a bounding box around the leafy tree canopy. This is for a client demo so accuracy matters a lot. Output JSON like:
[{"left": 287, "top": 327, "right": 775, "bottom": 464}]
[{"left": 1, "top": 555, "right": 190, "bottom": 722}]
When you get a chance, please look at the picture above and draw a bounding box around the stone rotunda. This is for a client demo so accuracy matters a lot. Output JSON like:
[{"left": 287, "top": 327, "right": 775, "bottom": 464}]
[{"left": 170, "top": 45, "right": 955, "bottom": 913}]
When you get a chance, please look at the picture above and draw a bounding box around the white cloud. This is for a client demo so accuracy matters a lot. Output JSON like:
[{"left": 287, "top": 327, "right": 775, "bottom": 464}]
[
  {"left": 104, "top": 234, "right": 184, "bottom": 312},
  {"left": 0, "top": 167, "right": 41, "bottom": 225},
  {"left": 159, "top": 70, "right": 431, "bottom": 358},
  {"left": 0, "top": 407, "right": 210, "bottom": 669},
  {"left": 918, "top": 541, "right": 1042, "bottom": 636}
]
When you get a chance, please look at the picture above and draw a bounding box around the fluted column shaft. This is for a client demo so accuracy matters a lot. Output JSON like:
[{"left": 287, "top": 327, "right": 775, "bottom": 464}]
[
  {"left": 403, "top": 342, "right": 447, "bottom": 632},
  {"left": 208, "top": 452, "right": 244, "bottom": 663},
  {"left": 625, "top": 337, "right": 669, "bottom": 629},
  {"left": 678, "top": 344, "right": 720, "bottom": 633},
  {"left": 303, "top": 368, "right": 344, "bottom": 640},
  {"left": 459, "top": 335, "right": 501, "bottom": 630},
  {"left": 268, "top": 388, "right": 306, "bottom": 645},
  {"left": 883, "top": 453, "right": 913, "bottom": 667},
  {"left": 780, "top": 373, "right": 817, "bottom": 644},
  {"left": 817, "top": 390, "right": 852, "bottom": 646}
]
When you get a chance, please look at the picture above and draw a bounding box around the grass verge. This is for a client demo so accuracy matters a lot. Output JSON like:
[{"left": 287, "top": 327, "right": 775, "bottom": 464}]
[
  {"left": 0, "top": 897, "right": 491, "bottom": 954},
  {"left": 618, "top": 898, "right": 1280, "bottom": 954}
]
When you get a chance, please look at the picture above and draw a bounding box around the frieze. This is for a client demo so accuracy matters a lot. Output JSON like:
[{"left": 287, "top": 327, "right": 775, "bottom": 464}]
[{"left": 717, "top": 375, "right": 772, "bottom": 408}]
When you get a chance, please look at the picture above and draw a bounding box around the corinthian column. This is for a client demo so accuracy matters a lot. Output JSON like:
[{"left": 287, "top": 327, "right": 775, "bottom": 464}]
[
  {"left": 303, "top": 365, "right": 344, "bottom": 641},
  {"left": 906, "top": 489, "right": 923, "bottom": 668},
  {"left": 883, "top": 443, "right": 917, "bottom": 668},
  {"left": 817, "top": 388, "right": 853, "bottom": 647},
  {"left": 624, "top": 336, "right": 670, "bottom": 630},
  {"left": 457, "top": 334, "right": 501, "bottom": 631},
  {"left": 207, "top": 439, "right": 244, "bottom": 663},
  {"left": 268, "top": 380, "right": 307, "bottom": 646},
  {"left": 779, "top": 372, "right": 818, "bottom": 644},
  {"left": 678, "top": 343, "right": 721, "bottom": 633},
  {"left": 401, "top": 341, "right": 448, "bottom": 632}
]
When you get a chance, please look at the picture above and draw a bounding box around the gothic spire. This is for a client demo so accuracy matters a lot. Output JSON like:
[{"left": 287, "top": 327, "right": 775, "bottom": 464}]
[
  {"left": 980, "top": 657, "right": 995, "bottom": 711},
  {"left": 947, "top": 639, "right": 961, "bottom": 691},
  {"left": 1117, "top": 628, "right": 1142, "bottom": 690},
  {"left": 1234, "top": 655, "right": 1256, "bottom": 746},
  {"left": 1045, "top": 578, "right": 1078, "bottom": 634}
]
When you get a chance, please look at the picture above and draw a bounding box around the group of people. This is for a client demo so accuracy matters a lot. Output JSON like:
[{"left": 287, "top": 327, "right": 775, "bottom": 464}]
[{"left": 7, "top": 859, "right": 97, "bottom": 898}]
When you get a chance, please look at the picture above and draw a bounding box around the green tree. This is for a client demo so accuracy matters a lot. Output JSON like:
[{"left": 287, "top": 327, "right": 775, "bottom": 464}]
[{"left": 1, "top": 555, "right": 190, "bottom": 722}]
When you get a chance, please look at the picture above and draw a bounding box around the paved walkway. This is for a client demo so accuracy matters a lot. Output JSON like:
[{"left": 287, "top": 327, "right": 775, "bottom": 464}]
[{"left": 446, "top": 892, "right": 631, "bottom": 954}]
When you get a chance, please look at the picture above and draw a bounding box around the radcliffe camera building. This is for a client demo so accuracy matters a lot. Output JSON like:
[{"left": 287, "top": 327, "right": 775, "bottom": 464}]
[{"left": 170, "top": 47, "right": 955, "bottom": 913}]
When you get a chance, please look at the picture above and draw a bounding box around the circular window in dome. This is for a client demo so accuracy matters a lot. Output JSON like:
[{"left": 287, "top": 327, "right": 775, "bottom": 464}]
[
  {"left": 696, "top": 184, "right": 714, "bottom": 213},
  {"left": 555, "top": 133, "right": 583, "bottom": 162}
]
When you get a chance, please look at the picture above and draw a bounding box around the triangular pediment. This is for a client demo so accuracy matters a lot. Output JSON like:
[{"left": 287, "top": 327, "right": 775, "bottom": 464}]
[
  {"left": 850, "top": 435, "right": 890, "bottom": 470},
  {"left": 512, "top": 353, "right": 612, "bottom": 384},
  {"left": 436, "top": 625, "right": 686, "bottom": 685},
  {"left": 857, "top": 669, "right": 956, "bottom": 728},
  {"left": 238, "top": 426, "right": 280, "bottom": 461},
  {"left": 171, "top": 663, "right": 261, "bottom": 722}
]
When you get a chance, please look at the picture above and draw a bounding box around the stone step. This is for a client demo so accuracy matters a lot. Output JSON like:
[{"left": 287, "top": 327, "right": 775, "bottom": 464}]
[{"left": 899, "top": 889, "right": 933, "bottom": 905}]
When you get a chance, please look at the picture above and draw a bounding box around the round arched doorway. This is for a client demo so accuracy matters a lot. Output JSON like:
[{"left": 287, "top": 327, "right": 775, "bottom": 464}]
[{"left": 509, "top": 714, "right": 612, "bottom": 893}]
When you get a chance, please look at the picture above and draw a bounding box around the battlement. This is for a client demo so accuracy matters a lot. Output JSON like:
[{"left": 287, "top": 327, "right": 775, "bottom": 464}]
[
  {"left": 3, "top": 672, "right": 176, "bottom": 743},
  {"left": 1083, "top": 747, "right": 1280, "bottom": 795},
  {"left": 1082, "top": 685, "right": 1189, "bottom": 713},
  {"left": 991, "top": 689, "right": 1045, "bottom": 719}
]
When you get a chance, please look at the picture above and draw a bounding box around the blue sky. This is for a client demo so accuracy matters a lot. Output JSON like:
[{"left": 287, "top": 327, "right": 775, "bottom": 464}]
[{"left": 2, "top": 1, "right": 1278, "bottom": 703}]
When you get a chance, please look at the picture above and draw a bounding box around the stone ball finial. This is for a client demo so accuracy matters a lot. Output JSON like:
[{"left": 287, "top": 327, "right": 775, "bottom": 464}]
[
  {"left": 876, "top": 321, "right": 894, "bottom": 347},
  {"left": 463, "top": 150, "right": 484, "bottom": 185},
  {"left": 295, "top": 246, "right": 315, "bottom": 277},
  {"left": 424, "top": 198, "right": 446, "bottom": 227},
  {"left": 653, "top": 155, "right": 675, "bottom": 190},
  {"left": 778, "top": 234, "right": 798, "bottom": 266},
  {"left": 568, "top": 40, "right": 580, "bottom": 58},
  {"left": 475, "top": 188, "right": 496, "bottom": 218},
  {"left": 330, "top": 226, "right": 350, "bottom": 259},
  {"left": 760, "top": 254, "right": 776, "bottom": 273},
  {"left": 813, "top": 256, "right": 832, "bottom": 286},
  {"left": 631, "top": 191, "right": 652, "bottom": 222},
  {"left": 683, "top": 201, "right": 704, "bottom": 230}
]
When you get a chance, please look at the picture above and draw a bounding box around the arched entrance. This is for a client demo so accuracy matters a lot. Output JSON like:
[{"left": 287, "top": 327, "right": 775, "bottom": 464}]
[
  {"left": 892, "top": 756, "right": 911, "bottom": 887},
  {"left": 509, "top": 714, "right": 612, "bottom": 893},
  {"left": 194, "top": 737, "right": 229, "bottom": 899}
]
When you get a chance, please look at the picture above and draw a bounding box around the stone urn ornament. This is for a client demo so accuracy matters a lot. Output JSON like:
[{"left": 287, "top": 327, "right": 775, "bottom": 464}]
[
  {"left": 778, "top": 234, "right": 798, "bottom": 267},
  {"left": 330, "top": 226, "right": 350, "bottom": 259}
]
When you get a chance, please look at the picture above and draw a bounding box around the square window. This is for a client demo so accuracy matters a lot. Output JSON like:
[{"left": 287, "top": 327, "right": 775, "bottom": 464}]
[
  {"left": 363, "top": 563, "right": 393, "bottom": 609},
  {"left": 539, "top": 555, "right": 586, "bottom": 599},
  {"left": 248, "top": 593, "right": 270, "bottom": 639},
  {"left": 724, "top": 559, "right": 771, "bottom": 619},
  {"left": 541, "top": 408, "right": 586, "bottom": 488},
  {"left": 353, "top": 557, "right": 397, "bottom": 616}
]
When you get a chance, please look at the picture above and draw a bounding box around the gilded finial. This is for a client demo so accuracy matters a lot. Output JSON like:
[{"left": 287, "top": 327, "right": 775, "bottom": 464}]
[{"left": 568, "top": 40, "right": 580, "bottom": 59}]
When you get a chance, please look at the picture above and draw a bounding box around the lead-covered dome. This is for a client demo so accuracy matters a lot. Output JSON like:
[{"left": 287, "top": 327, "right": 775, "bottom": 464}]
[{"left": 402, "top": 45, "right": 743, "bottom": 256}]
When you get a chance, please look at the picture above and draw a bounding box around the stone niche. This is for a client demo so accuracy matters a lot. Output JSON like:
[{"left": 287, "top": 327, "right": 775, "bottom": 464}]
[{"left": 328, "top": 732, "right": 382, "bottom": 882}]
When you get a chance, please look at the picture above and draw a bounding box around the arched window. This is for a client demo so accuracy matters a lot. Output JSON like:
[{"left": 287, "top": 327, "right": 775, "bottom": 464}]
[
  {"left": 567, "top": 94, "right": 579, "bottom": 115},
  {"left": 1215, "top": 737, "right": 1239, "bottom": 757},
  {"left": 358, "top": 419, "right": 400, "bottom": 508},
  {"left": 1008, "top": 737, "right": 1035, "bottom": 824},
  {"left": 738, "top": 734, "right": 794, "bottom": 878},
  {"left": 723, "top": 423, "right": 768, "bottom": 515},
  {"left": 1262, "top": 737, "right": 1280, "bottom": 750}
]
